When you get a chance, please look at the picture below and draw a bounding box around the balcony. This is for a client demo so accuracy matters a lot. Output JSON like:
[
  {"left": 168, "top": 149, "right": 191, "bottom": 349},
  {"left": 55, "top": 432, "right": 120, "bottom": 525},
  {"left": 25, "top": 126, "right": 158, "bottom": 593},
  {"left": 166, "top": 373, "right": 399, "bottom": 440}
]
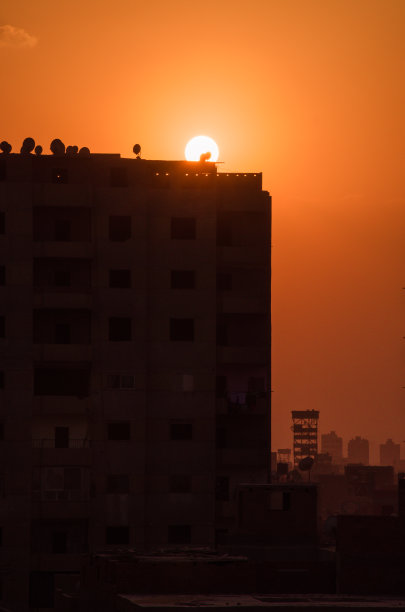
[
  {"left": 33, "top": 397, "right": 91, "bottom": 414},
  {"left": 216, "top": 447, "right": 268, "bottom": 468},
  {"left": 33, "top": 292, "right": 92, "bottom": 309},
  {"left": 217, "top": 346, "right": 269, "bottom": 364},
  {"left": 216, "top": 393, "right": 268, "bottom": 416},
  {"left": 217, "top": 296, "right": 268, "bottom": 315},
  {"left": 33, "top": 344, "right": 92, "bottom": 362},
  {"left": 32, "top": 439, "right": 92, "bottom": 466}
]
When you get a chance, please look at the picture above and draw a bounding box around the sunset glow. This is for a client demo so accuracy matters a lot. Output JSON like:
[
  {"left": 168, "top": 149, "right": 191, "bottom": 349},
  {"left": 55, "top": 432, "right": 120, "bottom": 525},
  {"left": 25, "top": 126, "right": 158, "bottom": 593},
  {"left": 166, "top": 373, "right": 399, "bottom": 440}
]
[{"left": 185, "top": 135, "right": 219, "bottom": 162}]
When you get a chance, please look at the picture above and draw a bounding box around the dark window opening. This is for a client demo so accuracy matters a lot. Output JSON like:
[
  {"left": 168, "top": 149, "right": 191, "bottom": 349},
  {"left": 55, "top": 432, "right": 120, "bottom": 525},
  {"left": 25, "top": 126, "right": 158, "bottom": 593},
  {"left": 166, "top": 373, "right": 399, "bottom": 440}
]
[
  {"left": 216, "top": 216, "right": 232, "bottom": 246},
  {"left": 0, "top": 161, "right": 6, "bottom": 182},
  {"left": 107, "top": 474, "right": 129, "bottom": 494},
  {"left": 215, "top": 477, "right": 230, "bottom": 501},
  {"left": 0, "top": 371, "right": 3, "bottom": 389},
  {"left": 171, "top": 270, "right": 195, "bottom": 289},
  {"left": 109, "top": 269, "right": 131, "bottom": 288},
  {"left": 54, "top": 219, "right": 71, "bottom": 241},
  {"left": 29, "top": 571, "right": 55, "bottom": 609},
  {"left": 105, "top": 526, "right": 129, "bottom": 545},
  {"left": 171, "top": 217, "right": 196, "bottom": 240},
  {"left": 170, "top": 318, "right": 194, "bottom": 342},
  {"left": 0, "top": 423, "right": 3, "bottom": 440},
  {"left": 216, "top": 427, "right": 227, "bottom": 449},
  {"left": 0, "top": 266, "right": 4, "bottom": 286},
  {"left": 0, "top": 213, "right": 4, "bottom": 235},
  {"left": 0, "top": 316, "right": 4, "bottom": 338},
  {"left": 52, "top": 168, "right": 68, "bottom": 184},
  {"left": 64, "top": 467, "right": 81, "bottom": 490},
  {"left": 216, "top": 321, "right": 228, "bottom": 346},
  {"left": 52, "top": 531, "right": 67, "bottom": 554},
  {"left": 168, "top": 524, "right": 191, "bottom": 545},
  {"left": 216, "top": 376, "right": 227, "bottom": 399},
  {"left": 54, "top": 269, "right": 71, "bottom": 287},
  {"left": 109, "top": 317, "right": 132, "bottom": 341},
  {"left": 217, "top": 273, "right": 232, "bottom": 291},
  {"left": 170, "top": 423, "right": 192, "bottom": 440},
  {"left": 170, "top": 474, "right": 191, "bottom": 493},
  {"left": 55, "top": 323, "right": 71, "bottom": 344},
  {"left": 107, "top": 422, "right": 130, "bottom": 441},
  {"left": 110, "top": 167, "right": 128, "bottom": 188},
  {"left": 34, "top": 368, "right": 89, "bottom": 397},
  {"left": 55, "top": 427, "right": 69, "bottom": 449},
  {"left": 109, "top": 216, "right": 131, "bottom": 241}
]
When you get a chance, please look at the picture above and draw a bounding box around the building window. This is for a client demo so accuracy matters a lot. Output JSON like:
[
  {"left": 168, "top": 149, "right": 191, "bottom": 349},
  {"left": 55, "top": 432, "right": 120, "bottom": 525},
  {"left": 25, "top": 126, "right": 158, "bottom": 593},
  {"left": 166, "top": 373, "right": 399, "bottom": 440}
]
[
  {"left": 110, "top": 167, "right": 128, "bottom": 188},
  {"left": 216, "top": 376, "right": 227, "bottom": 398},
  {"left": 0, "top": 423, "right": 3, "bottom": 441},
  {"left": 0, "top": 317, "right": 4, "bottom": 338},
  {"left": 216, "top": 427, "right": 227, "bottom": 449},
  {"left": 169, "top": 474, "right": 191, "bottom": 493},
  {"left": 0, "top": 372, "right": 3, "bottom": 389},
  {"left": 107, "top": 422, "right": 130, "bottom": 441},
  {"left": 29, "top": 571, "right": 54, "bottom": 609},
  {"left": 55, "top": 323, "right": 71, "bottom": 344},
  {"left": 105, "top": 526, "right": 129, "bottom": 545},
  {"left": 0, "top": 213, "right": 4, "bottom": 235},
  {"left": 54, "top": 269, "right": 71, "bottom": 287},
  {"left": 109, "top": 216, "right": 131, "bottom": 241},
  {"left": 215, "top": 476, "right": 229, "bottom": 501},
  {"left": 34, "top": 368, "right": 89, "bottom": 397},
  {"left": 168, "top": 524, "right": 191, "bottom": 545},
  {"left": 109, "top": 317, "right": 131, "bottom": 341},
  {"left": 52, "top": 168, "right": 68, "bottom": 184},
  {"left": 107, "top": 474, "right": 129, "bottom": 494},
  {"left": 109, "top": 269, "right": 131, "bottom": 288},
  {"left": 54, "top": 427, "right": 69, "bottom": 449},
  {"left": 170, "top": 423, "right": 192, "bottom": 440},
  {"left": 170, "top": 318, "right": 194, "bottom": 342},
  {"left": 0, "top": 266, "right": 4, "bottom": 286},
  {"left": 54, "top": 219, "right": 71, "bottom": 241},
  {"left": 106, "top": 374, "right": 135, "bottom": 389},
  {"left": 171, "top": 270, "right": 195, "bottom": 289},
  {"left": 217, "top": 273, "right": 232, "bottom": 291},
  {"left": 52, "top": 531, "right": 67, "bottom": 554},
  {"left": 171, "top": 217, "right": 196, "bottom": 240}
]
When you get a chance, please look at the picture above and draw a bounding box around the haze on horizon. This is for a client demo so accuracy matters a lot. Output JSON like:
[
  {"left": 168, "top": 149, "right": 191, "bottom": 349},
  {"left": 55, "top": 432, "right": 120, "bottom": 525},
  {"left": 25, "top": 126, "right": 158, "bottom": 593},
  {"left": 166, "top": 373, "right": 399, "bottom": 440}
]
[{"left": 2, "top": 0, "right": 404, "bottom": 462}]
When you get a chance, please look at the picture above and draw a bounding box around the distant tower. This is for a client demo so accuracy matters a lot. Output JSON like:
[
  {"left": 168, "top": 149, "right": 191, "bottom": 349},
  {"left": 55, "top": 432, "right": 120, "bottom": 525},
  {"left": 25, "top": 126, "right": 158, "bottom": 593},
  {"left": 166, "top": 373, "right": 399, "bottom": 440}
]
[
  {"left": 380, "top": 438, "right": 400, "bottom": 470},
  {"left": 291, "top": 410, "right": 319, "bottom": 468},
  {"left": 321, "top": 430, "right": 343, "bottom": 464},
  {"left": 348, "top": 436, "right": 369, "bottom": 465}
]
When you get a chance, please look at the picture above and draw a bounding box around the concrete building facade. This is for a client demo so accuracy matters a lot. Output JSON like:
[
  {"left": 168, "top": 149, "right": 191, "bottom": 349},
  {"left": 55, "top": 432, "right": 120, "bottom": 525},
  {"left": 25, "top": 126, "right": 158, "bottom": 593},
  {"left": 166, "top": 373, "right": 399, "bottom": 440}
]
[
  {"left": 0, "top": 146, "right": 271, "bottom": 609},
  {"left": 321, "top": 431, "right": 343, "bottom": 465},
  {"left": 380, "top": 438, "right": 401, "bottom": 471}
]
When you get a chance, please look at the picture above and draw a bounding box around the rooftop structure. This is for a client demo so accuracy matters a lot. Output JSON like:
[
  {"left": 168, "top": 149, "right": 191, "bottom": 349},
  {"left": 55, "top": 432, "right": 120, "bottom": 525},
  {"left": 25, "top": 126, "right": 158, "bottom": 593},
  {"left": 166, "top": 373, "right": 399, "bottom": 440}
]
[{"left": 291, "top": 410, "right": 320, "bottom": 468}]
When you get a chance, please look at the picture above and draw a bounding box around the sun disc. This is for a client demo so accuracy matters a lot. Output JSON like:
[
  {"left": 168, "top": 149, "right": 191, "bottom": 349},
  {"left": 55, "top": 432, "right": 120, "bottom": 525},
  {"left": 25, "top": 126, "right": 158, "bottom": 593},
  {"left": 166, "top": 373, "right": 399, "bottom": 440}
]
[{"left": 185, "top": 135, "right": 219, "bottom": 162}]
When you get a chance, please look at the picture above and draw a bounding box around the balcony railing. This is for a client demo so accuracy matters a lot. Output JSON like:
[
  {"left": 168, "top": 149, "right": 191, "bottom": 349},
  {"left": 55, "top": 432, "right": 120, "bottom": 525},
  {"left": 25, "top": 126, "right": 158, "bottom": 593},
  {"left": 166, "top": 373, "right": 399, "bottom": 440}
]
[{"left": 32, "top": 438, "right": 91, "bottom": 449}]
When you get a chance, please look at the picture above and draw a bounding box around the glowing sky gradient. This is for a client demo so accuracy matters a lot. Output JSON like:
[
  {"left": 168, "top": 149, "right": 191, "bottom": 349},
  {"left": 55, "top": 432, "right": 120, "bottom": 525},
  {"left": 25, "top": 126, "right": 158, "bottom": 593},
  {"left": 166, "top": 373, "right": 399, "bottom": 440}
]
[{"left": 2, "top": 0, "right": 404, "bottom": 462}]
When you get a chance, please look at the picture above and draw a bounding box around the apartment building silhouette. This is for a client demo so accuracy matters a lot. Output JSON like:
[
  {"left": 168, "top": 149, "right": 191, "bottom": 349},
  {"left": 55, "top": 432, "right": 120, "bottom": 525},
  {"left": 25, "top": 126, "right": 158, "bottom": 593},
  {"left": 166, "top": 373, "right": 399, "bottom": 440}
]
[{"left": 0, "top": 144, "right": 271, "bottom": 609}]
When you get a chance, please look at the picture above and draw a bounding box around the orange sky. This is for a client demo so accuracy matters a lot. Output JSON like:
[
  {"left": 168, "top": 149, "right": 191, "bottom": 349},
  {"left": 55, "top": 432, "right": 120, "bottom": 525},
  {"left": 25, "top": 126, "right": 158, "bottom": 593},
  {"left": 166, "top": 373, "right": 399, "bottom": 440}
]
[{"left": 2, "top": 0, "right": 404, "bottom": 462}]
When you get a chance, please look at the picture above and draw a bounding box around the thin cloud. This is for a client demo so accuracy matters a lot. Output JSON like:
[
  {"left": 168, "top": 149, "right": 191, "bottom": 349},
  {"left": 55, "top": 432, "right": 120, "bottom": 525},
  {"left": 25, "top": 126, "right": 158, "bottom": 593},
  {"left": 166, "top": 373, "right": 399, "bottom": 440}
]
[{"left": 0, "top": 24, "right": 37, "bottom": 48}]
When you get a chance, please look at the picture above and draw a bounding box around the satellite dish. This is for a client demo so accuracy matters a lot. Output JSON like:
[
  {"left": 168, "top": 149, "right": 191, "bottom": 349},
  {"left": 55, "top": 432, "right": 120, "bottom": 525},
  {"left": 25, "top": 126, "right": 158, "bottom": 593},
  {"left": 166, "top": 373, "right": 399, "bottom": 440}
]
[
  {"left": 78, "top": 147, "right": 90, "bottom": 157},
  {"left": 21, "top": 137, "right": 35, "bottom": 155},
  {"left": 0, "top": 141, "right": 12, "bottom": 154},
  {"left": 50, "top": 139, "right": 65, "bottom": 156},
  {"left": 34, "top": 145, "right": 42, "bottom": 156},
  {"left": 133, "top": 144, "right": 141, "bottom": 158},
  {"left": 299, "top": 456, "right": 314, "bottom": 471},
  {"left": 199, "top": 151, "right": 211, "bottom": 162}
]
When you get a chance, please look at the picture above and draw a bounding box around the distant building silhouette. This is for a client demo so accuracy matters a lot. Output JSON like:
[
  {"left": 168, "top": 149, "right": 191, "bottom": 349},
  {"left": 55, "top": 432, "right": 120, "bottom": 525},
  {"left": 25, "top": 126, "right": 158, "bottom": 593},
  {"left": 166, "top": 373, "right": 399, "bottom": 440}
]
[
  {"left": 380, "top": 438, "right": 401, "bottom": 471},
  {"left": 0, "top": 142, "right": 271, "bottom": 610},
  {"left": 321, "top": 430, "right": 343, "bottom": 464},
  {"left": 291, "top": 410, "right": 319, "bottom": 468},
  {"left": 348, "top": 436, "right": 369, "bottom": 465}
]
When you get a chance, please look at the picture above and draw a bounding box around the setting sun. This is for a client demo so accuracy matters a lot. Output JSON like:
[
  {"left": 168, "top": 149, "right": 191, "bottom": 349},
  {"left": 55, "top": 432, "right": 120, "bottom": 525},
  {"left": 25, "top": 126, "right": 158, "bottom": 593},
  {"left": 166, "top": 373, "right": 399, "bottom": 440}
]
[{"left": 185, "top": 135, "right": 219, "bottom": 162}]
